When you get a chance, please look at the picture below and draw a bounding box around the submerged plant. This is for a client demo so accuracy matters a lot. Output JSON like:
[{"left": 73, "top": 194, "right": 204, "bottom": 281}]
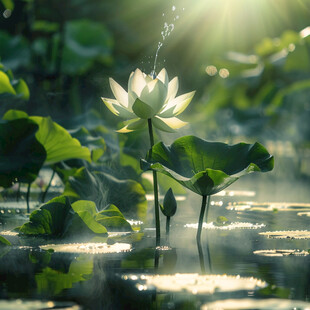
[
  {"left": 102, "top": 68, "right": 195, "bottom": 246},
  {"left": 142, "top": 135, "right": 274, "bottom": 242}
]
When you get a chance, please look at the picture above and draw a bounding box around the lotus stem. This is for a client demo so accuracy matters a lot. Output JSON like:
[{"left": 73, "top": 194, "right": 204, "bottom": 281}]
[
  {"left": 166, "top": 216, "right": 171, "bottom": 242},
  {"left": 26, "top": 183, "right": 31, "bottom": 214},
  {"left": 197, "top": 238, "right": 206, "bottom": 274},
  {"left": 196, "top": 195, "right": 210, "bottom": 243},
  {"left": 147, "top": 118, "right": 160, "bottom": 247},
  {"left": 16, "top": 182, "right": 21, "bottom": 202},
  {"left": 41, "top": 169, "right": 56, "bottom": 203}
]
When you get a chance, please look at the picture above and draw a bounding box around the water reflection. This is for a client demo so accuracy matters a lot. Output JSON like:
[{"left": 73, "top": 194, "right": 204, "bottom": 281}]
[{"left": 202, "top": 298, "right": 310, "bottom": 309}]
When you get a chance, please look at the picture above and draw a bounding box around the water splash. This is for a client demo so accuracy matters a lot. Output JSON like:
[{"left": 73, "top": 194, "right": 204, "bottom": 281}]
[{"left": 150, "top": 5, "right": 179, "bottom": 78}]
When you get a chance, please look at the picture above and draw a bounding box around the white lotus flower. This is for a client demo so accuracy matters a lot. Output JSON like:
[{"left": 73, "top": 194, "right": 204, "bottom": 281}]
[{"left": 101, "top": 68, "right": 195, "bottom": 133}]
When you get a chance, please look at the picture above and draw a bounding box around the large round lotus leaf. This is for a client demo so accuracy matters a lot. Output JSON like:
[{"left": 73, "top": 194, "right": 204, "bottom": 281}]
[
  {"left": 63, "top": 167, "right": 147, "bottom": 220},
  {"left": 141, "top": 135, "right": 274, "bottom": 196},
  {"left": 0, "top": 31, "right": 30, "bottom": 70},
  {"left": 3, "top": 110, "right": 91, "bottom": 165},
  {"left": 61, "top": 19, "right": 113, "bottom": 75},
  {"left": 0, "top": 119, "right": 46, "bottom": 187}
]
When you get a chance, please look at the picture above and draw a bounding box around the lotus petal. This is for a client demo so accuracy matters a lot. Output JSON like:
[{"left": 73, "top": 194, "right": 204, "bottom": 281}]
[
  {"left": 132, "top": 98, "right": 155, "bottom": 119},
  {"left": 129, "top": 68, "right": 147, "bottom": 97},
  {"left": 101, "top": 97, "right": 135, "bottom": 118},
  {"left": 156, "top": 68, "right": 169, "bottom": 87},
  {"left": 139, "top": 79, "right": 167, "bottom": 115},
  {"left": 160, "top": 91, "right": 195, "bottom": 118},
  {"left": 117, "top": 118, "right": 147, "bottom": 133},
  {"left": 152, "top": 116, "right": 188, "bottom": 132},
  {"left": 166, "top": 77, "right": 179, "bottom": 102},
  {"left": 109, "top": 78, "right": 129, "bottom": 108}
]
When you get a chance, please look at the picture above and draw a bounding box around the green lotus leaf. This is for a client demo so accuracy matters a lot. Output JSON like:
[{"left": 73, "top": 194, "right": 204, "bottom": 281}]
[
  {"left": 0, "top": 236, "right": 11, "bottom": 246},
  {"left": 3, "top": 110, "right": 91, "bottom": 165},
  {"left": 0, "top": 118, "right": 47, "bottom": 187},
  {"left": 18, "top": 196, "right": 107, "bottom": 237},
  {"left": 64, "top": 167, "right": 147, "bottom": 220},
  {"left": 70, "top": 126, "right": 106, "bottom": 162},
  {"left": 61, "top": 19, "right": 113, "bottom": 75},
  {"left": 142, "top": 135, "right": 274, "bottom": 196},
  {"left": 0, "top": 70, "right": 16, "bottom": 96},
  {"left": 0, "top": 31, "right": 30, "bottom": 70},
  {"left": 18, "top": 195, "right": 132, "bottom": 236},
  {"left": 96, "top": 204, "right": 132, "bottom": 232}
]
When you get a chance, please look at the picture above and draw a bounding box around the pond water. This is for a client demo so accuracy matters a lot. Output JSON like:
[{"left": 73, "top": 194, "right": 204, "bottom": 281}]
[{"left": 1, "top": 179, "right": 310, "bottom": 310}]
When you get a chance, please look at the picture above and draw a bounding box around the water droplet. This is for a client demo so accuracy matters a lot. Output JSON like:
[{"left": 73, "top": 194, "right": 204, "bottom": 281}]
[
  {"left": 172, "top": 5, "right": 176, "bottom": 11},
  {"left": 3, "top": 9, "right": 11, "bottom": 18}
]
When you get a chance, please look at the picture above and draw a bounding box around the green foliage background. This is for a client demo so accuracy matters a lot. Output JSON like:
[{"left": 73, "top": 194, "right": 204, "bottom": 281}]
[{"left": 1, "top": 0, "right": 310, "bottom": 182}]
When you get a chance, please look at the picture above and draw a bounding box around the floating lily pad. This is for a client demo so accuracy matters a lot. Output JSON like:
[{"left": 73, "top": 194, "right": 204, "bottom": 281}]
[
  {"left": 184, "top": 222, "right": 265, "bottom": 230},
  {"left": 254, "top": 249, "right": 309, "bottom": 257},
  {"left": 227, "top": 202, "right": 310, "bottom": 212},
  {"left": 298, "top": 212, "right": 310, "bottom": 217},
  {"left": 201, "top": 298, "right": 310, "bottom": 310},
  {"left": 122, "top": 273, "right": 266, "bottom": 294},
  {"left": 259, "top": 230, "right": 310, "bottom": 239},
  {"left": 40, "top": 242, "right": 131, "bottom": 254},
  {"left": 0, "top": 230, "right": 19, "bottom": 236},
  {"left": 215, "top": 190, "right": 256, "bottom": 197}
]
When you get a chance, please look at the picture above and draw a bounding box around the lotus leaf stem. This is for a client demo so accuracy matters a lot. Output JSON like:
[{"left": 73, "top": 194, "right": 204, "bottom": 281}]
[
  {"left": 166, "top": 216, "right": 171, "bottom": 242},
  {"left": 196, "top": 195, "right": 210, "bottom": 243},
  {"left": 147, "top": 118, "right": 160, "bottom": 247},
  {"left": 41, "top": 169, "right": 56, "bottom": 203},
  {"left": 26, "top": 183, "right": 31, "bottom": 214}
]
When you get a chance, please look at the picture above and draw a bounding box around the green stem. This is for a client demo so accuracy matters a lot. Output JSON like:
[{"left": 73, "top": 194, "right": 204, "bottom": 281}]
[
  {"left": 26, "top": 183, "right": 31, "bottom": 214},
  {"left": 41, "top": 169, "right": 56, "bottom": 203},
  {"left": 166, "top": 216, "right": 170, "bottom": 242},
  {"left": 16, "top": 183, "right": 21, "bottom": 202},
  {"left": 147, "top": 118, "right": 160, "bottom": 247},
  {"left": 197, "top": 238, "right": 206, "bottom": 274},
  {"left": 196, "top": 195, "right": 210, "bottom": 243}
]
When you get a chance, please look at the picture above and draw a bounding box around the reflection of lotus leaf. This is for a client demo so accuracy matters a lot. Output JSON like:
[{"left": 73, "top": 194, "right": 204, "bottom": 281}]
[
  {"left": 260, "top": 230, "right": 310, "bottom": 239},
  {"left": 201, "top": 298, "right": 310, "bottom": 310},
  {"left": 122, "top": 273, "right": 266, "bottom": 294},
  {"left": 254, "top": 249, "right": 309, "bottom": 257}
]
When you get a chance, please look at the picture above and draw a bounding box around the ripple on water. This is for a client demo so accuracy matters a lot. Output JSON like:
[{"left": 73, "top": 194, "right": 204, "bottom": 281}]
[
  {"left": 184, "top": 222, "right": 266, "bottom": 230},
  {"left": 39, "top": 242, "right": 132, "bottom": 254},
  {"left": 122, "top": 273, "right": 266, "bottom": 294}
]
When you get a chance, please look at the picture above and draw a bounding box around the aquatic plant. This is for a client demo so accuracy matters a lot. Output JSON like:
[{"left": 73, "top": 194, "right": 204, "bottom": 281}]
[
  {"left": 102, "top": 68, "right": 195, "bottom": 246},
  {"left": 17, "top": 195, "right": 132, "bottom": 238},
  {"left": 142, "top": 135, "right": 274, "bottom": 242},
  {"left": 160, "top": 188, "right": 177, "bottom": 241}
]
